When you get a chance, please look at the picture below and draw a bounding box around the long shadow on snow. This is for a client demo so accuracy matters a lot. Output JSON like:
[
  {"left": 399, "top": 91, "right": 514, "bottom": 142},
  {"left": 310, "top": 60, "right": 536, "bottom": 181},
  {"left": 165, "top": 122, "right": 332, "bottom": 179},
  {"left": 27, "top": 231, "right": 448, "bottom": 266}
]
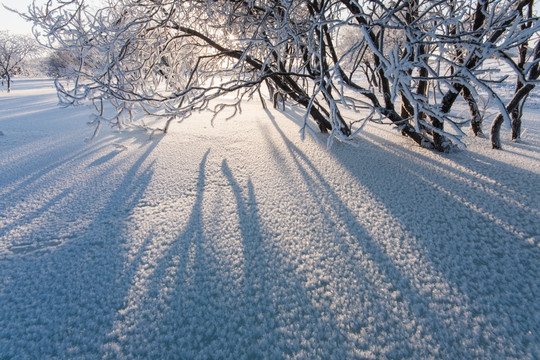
[
  {"left": 361, "top": 129, "right": 539, "bottom": 242},
  {"left": 102, "top": 150, "right": 290, "bottom": 358},
  {"left": 264, "top": 111, "right": 477, "bottom": 357},
  {"left": 283, "top": 105, "right": 539, "bottom": 354},
  {"left": 101, "top": 143, "right": 361, "bottom": 358},
  {"left": 0, "top": 135, "right": 111, "bottom": 197},
  {"left": 370, "top": 126, "right": 540, "bottom": 222},
  {"left": 266, "top": 105, "right": 539, "bottom": 356},
  {"left": 0, "top": 136, "right": 160, "bottom": 358},
  {"left": 329, "top": 128, "right": 540, "bottom": 357},
  {"left": 0, "top": 138, "right": 115, "bottom": 244},
  {"left": 220, "top": 159, "right": 353, "bottom": 358},
  {"left": 99, "top": 150, "right": 213, "bottom": 358}
]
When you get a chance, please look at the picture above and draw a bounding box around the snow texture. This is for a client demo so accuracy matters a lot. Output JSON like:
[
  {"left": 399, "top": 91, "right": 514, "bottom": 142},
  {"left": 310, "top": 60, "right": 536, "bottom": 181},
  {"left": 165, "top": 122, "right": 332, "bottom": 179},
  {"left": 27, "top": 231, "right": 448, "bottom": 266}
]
[{"left": 1, "top": 79, "right": 539, "bottom": 359}]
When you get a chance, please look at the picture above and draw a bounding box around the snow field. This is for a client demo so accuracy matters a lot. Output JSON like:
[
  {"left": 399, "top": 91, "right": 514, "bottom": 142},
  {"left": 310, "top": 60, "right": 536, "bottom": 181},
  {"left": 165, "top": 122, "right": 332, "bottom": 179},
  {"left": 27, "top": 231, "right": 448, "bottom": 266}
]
[{"left": 1, "top": 79, "right": 539, "bottom": 359}]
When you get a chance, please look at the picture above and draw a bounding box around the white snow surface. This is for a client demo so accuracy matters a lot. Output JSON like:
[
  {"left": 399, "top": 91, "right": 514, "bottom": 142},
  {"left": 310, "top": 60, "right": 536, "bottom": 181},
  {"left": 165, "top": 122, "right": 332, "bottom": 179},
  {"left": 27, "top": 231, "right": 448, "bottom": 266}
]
[{"left": 1, "top": 79, "right": 539, "bottom": 359}]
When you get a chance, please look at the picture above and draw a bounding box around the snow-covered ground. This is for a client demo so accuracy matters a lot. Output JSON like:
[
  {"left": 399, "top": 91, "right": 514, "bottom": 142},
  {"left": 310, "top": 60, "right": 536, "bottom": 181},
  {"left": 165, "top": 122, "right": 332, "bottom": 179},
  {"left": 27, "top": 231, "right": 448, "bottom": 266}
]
[{"left": 1, "top": 79, "right": 539, "bottom": 359}]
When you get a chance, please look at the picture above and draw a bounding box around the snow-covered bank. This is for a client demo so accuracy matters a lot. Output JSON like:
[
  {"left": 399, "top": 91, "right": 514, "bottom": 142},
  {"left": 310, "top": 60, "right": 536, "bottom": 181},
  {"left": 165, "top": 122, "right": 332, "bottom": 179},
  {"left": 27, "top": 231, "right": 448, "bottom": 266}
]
[{"left": 1, "top": 79, "right": 539, "bottom": 359}]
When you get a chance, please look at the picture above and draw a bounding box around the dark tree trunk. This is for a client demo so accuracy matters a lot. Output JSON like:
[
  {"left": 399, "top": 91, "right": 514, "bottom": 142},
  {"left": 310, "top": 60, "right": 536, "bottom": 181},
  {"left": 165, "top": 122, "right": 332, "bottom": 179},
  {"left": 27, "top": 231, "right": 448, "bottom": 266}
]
[
  {"left": 491, "top": 83, "right": 535, "bottom": 149},
  {"left": 429, "top": 0, "right": 489, "bottom": 145},
  {"left": 462, "top": 86, "right": 483, "bottom": 136},
  {"left": 511, "top": 106, "right": 522, "bottom": 140},
  {"left": 492, "top": 27, "right": 540, "bottom": 149},
  {"left": 510, "top": 3, "right": 533, "bottom": 141},
  {"left": 257, "top": 85, "right": 267, "bottom": 110},
  {"left": 431, "top": 117, "right": 445, "bottom": 152}
]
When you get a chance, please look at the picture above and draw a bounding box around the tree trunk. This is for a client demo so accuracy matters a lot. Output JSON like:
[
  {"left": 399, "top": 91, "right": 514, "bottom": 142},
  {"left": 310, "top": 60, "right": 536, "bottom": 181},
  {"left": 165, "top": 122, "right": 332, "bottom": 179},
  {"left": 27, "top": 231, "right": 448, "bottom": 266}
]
[
  {"left": 462, "top": 86, "right": 483, "bottom": 136},
  {"left": 491, "top": 83, "right": 535, "bottom": 149},
  {"left": 431, "top": 118, "right": 445, "bottom": 152},
  {"left": 511, "top": 107, "right": 522, "bottom": 140},
  {"left": 492, "top": 32, "right": 540, "bottom": 149},
  {"left": 510, "top": 2, "right": 533, "bottom": 141},
  {"left": 257, "top": 85, "right": 267, "bottom": 110}
]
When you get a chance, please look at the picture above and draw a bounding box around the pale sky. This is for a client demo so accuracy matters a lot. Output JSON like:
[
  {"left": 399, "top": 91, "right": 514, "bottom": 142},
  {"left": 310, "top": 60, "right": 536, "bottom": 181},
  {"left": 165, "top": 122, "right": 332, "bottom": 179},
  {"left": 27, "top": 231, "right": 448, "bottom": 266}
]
[{"left": 0, "top": 0, "right": 34, "bottom": 35}]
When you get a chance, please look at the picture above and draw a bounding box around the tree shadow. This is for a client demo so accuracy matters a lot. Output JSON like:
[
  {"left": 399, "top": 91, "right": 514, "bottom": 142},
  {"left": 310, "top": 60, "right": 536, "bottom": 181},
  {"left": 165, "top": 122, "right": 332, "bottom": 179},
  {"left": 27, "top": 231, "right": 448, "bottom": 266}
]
[
  {"left": 323, "top": 127, "right": 540, "bottom": 357},
  {"left": 265, "top": 103, "right": 540, "bottom": 356},
  {"left": 362, "top": 129, "right": 539, "bottom": 236},
  {"left": 100, "top": 148, "right": 345, "bottom": 358},
  {"left": 0, "top": 135, "right": 161, "bottom": 358},
  {"left": 99, "top": 149, "right": 212, "bottom": 358},
  {"left": 0, "top": 131, "right": 159, "bottom": 253},
  {"left": 0, "top": 138, "right": 113, "bottom": 238},
  {"left": 2, "top": 95, "right": 538, "bottom": 358},
  {"left": 259, "top": 115, "right": 494, "bottom": 357}
]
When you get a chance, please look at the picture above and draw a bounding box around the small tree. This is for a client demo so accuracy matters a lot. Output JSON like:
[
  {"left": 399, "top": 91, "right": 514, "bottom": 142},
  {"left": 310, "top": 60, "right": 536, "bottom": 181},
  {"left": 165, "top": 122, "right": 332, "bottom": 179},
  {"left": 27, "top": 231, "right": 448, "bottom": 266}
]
[{"left": 0, "top": 31, "right": 38, "bottom": 92}]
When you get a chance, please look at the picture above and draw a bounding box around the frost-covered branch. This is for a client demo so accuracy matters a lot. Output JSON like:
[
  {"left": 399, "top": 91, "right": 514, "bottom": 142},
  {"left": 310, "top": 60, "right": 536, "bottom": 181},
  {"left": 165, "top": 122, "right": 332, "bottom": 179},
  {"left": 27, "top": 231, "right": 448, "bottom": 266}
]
[{"left": 23, "top": 0, "right": 540, "bottom": 151}]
